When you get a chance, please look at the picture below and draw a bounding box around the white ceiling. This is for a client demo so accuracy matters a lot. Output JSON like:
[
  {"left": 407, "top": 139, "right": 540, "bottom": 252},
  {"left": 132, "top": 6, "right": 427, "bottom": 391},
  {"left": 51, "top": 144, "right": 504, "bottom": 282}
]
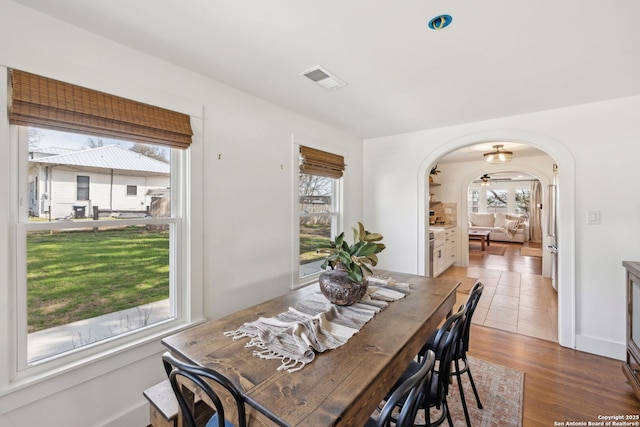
[
  {"left": 433, "top": 142, "right": 545, "bottom": 164},
  {"left": 12, "top": 0, "right": 640, "bottom": 141}
]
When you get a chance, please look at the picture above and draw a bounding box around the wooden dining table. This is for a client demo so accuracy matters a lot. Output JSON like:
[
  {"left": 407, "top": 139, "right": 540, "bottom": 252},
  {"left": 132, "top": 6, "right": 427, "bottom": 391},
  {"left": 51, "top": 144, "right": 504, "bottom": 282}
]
[{"left": 161, "top": 270, "right": 460, "bottom": 426}]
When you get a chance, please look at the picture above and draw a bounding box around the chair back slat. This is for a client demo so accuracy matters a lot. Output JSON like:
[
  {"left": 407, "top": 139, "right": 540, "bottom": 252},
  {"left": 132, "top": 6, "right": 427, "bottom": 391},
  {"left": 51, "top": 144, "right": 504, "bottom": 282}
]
[
  {"left": 460, "top": 282, "right": 484, "bottom": 353},
  {"left": 432, "top": 304, "right": 467, "bottom": 405},
  {"left": 374, "top": 350, "right": 436, "bottom": 427},
  {"left": 162, "top": 352, "right": 247, "bottom": 427}
]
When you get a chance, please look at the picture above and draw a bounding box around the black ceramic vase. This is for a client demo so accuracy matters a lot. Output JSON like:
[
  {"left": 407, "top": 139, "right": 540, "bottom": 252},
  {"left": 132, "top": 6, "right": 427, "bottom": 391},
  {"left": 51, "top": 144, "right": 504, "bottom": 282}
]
[{"left": 318, "top": 269, "right": 368, "bottom": 306}]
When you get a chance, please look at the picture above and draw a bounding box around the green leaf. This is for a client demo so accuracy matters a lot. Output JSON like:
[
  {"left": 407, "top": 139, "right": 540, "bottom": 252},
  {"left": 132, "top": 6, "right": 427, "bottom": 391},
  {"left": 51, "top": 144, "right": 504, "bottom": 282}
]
[
  {"left": 349, "top": 264, "right": 364, "bottom": 283},
  {"left": 338, "top": 252, "right": 352, "bottom": 266},
  {"left": 350, "top": 241, "right": 366, "bottom": 255},
  {"left": 355, "top": 243, "right": 378, "bottom": 257}
]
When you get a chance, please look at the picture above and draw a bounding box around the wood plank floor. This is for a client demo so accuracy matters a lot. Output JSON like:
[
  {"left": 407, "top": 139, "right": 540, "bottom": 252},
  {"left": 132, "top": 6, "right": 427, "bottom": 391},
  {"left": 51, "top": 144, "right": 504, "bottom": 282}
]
[
  {"left": 461, "top": 241, "right": 640, "bottom": 424},
  {"left": 468, "top": 324, "right": 640, "bottom": 426}
]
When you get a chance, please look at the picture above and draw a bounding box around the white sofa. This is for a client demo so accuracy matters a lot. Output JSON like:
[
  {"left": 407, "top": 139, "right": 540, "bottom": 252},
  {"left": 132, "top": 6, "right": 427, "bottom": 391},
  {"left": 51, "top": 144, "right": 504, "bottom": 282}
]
[{"left": 468, "top": 212, "right": 529, "bottom": 243}]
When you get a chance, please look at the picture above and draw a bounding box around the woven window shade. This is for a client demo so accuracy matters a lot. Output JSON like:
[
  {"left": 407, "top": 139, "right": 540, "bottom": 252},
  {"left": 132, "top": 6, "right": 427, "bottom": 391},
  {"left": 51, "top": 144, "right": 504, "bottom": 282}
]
[
  {"left": 299, "top": 145, "right": 345, "bottom": 179},
  {"left": 9, "top": 69, "right": 193, "bottom": 149}
]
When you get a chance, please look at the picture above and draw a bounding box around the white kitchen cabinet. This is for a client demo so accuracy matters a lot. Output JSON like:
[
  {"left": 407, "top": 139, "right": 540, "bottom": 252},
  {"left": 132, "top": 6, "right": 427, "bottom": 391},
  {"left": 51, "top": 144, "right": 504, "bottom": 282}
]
[{"left": 432, "top": 226, "right": 457, "bottom": 277}]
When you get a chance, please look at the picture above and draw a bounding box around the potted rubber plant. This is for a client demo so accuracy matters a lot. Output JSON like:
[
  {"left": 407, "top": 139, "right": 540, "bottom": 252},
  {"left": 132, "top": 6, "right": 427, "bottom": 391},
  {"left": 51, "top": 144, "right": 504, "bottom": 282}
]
[{"left": 317, "top": 222, "right": 386, "bottom": 305}]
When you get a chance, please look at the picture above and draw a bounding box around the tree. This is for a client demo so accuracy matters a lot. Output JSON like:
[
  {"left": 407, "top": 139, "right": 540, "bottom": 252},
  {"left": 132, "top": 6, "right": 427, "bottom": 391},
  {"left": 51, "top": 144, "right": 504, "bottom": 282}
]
[
  {"left": 28, "top": 128, "right": 44, "bottom": 150},
  {"left": 130, "top": 143, "right": 168, "bottom": 163},
  {"left": 515, "top": 189, "right": 531, "bottom": 215},
  {"left": 486, "top": 189, "right": 507, "bottom": 207},
  {"left": 299, "top": 174, "right": 333, "bottom": 226},
  {"left": 299, "top": 174, "right": 332, "bottom": 199},
  {"left": 85, "top": 137, "right": 104, "bottom": 149}
]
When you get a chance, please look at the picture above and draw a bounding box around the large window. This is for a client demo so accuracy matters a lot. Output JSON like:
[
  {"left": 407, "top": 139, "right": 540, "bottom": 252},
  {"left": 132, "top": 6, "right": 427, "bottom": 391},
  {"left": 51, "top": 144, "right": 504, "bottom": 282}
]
[
  {"left": 468, "top": 179, "right": 534, "bottom": 217},
  {"left": 486, "top": 188, "right": 508, "bottom": 212},
  {"left": 515, "top": 189, "right": 531, "bottom": 215},
  {"left": 19, "top": 127, "right": 177, "bottom": 365},
  {"left": 296, "top": 145, "right": 344, "bottom": 284},
  {"left": 299, "top": 174, "right": 339, "bottom": 279},
  {"left": 8, "top": 69, "right": 195, "bottom": 371},
  {"left": 468, "top": 189, "right": 480, "bottom": 213}
]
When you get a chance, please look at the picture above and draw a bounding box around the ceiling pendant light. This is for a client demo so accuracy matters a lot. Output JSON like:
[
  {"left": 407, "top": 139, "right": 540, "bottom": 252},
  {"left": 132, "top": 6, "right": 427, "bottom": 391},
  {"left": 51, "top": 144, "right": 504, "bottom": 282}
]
[
  {"left": 480, "top": 174, "right": 491, "bottom": 187},
  {"left": 483, "top": 144, "right": 513, "bottom": 164}
]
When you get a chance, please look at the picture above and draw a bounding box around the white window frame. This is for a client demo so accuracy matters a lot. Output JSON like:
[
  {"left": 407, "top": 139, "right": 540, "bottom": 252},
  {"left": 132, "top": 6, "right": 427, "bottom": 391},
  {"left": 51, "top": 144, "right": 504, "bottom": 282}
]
[
  {"left": 292, "top": 141, "right": 343, "bottom": 289},
  {"left": 0, "top": 65, "right": 204, "bottom": 409},
  {"left": 468, "top": 181, "right": 534, "bottom": 215},
  {"left": 14, "top": 126, "right": 185, "bottom": 374}
]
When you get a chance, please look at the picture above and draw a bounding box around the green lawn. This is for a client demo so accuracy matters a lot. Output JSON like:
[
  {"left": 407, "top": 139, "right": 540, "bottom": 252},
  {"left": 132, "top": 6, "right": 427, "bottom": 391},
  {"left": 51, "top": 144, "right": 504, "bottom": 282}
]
[
  {"left": 27, "top": 224, "right": 328, "bottom": 333},
  {"left": 27, "top": 227, "right": 169, "bottom": 332},
  {"left": 299, "top": 223, "right": 331, "bottom": 264}
]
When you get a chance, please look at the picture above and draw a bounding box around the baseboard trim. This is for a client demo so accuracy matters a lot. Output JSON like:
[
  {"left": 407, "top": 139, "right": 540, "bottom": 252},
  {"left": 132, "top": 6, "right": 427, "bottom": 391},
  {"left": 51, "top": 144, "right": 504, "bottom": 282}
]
[
  {"left": 101, "top": 400, "right": 148, "bottom": 427},
  {"left": 576, "top": 334, "right": 625, "bottom": 361}
]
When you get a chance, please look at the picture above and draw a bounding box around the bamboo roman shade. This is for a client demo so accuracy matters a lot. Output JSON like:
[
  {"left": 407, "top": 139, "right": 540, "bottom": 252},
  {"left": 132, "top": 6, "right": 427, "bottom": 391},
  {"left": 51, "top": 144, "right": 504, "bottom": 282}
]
[
  {"left": 299, "top": 146, "right": 345, "bottom": 179},
  {"left": 9, "top": 69, "right": 193, "bottom": 149}
]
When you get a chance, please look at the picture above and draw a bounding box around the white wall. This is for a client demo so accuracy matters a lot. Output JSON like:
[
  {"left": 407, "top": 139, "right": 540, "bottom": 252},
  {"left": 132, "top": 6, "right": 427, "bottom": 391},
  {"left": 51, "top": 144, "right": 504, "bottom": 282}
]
[
  {"left": 364, "top": 96, "right": 640, "bottom": 361},
  {"left": 0, "top": 1, "right": 362, "bottom": 426}
]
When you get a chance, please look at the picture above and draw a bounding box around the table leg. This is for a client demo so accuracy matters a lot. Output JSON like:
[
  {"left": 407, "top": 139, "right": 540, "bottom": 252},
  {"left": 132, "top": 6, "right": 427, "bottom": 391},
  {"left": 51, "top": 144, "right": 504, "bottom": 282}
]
[{"left": 481, "top": 236, "right": 485, "bottom": 251}]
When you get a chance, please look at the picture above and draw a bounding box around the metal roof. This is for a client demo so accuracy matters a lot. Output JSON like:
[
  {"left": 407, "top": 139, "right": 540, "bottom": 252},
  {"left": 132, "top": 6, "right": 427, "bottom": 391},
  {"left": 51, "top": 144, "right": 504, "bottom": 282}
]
[
  {"left": 31, "top": 147, "right": 78, "bottom": 157},
  {"left": 30, "top": 145, "right": 169, "bottom": 174}
]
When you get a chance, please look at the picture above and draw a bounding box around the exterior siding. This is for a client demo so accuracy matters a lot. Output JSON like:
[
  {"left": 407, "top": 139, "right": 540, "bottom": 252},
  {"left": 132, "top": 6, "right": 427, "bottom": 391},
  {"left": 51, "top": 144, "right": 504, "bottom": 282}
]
[{"left": 31, "top": 166, "right": 169, "bottom": 219}]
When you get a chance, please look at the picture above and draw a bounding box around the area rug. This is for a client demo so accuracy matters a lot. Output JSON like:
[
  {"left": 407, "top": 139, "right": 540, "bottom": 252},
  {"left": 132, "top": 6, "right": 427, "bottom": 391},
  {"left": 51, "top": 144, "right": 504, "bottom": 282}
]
[
  {"left": 469, "top": 241, "right": 507, "bottom": 256},
  {"left": 521, "top": 246, "right": 542, "bottom": 257},
  {"left": 415, "top": 357, "right": 524, "bottom": 426}
]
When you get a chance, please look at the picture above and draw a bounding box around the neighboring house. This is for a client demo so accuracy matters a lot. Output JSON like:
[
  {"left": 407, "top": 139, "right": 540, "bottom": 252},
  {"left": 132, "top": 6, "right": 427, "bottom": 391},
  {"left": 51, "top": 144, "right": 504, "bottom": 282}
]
[{"left": 29, "top": 145, "right": 170, "bottom": 219}]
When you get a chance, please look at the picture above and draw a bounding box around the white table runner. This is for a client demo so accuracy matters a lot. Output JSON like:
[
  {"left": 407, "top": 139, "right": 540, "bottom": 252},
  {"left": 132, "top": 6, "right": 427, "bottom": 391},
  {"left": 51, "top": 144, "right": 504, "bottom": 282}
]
[{"left": 224, "top": 277, "right": 410, "bottom": 372}]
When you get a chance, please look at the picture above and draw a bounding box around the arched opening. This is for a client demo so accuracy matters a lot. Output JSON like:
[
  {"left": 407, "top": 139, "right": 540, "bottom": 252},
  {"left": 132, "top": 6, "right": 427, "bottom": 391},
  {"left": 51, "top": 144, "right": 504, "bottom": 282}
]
[
  {"left": 460, "top": 167, "right": 551, "bottom": 277},
  {"left": 416, "top": 130, "right": 576, "bottom": 349}
]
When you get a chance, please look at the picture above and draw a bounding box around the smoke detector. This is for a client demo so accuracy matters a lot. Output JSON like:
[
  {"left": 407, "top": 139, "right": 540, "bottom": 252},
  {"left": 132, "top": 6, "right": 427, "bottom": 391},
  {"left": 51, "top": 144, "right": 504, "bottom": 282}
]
[{"left": 300, "top": 65, "right": 346, "bottom": 90}]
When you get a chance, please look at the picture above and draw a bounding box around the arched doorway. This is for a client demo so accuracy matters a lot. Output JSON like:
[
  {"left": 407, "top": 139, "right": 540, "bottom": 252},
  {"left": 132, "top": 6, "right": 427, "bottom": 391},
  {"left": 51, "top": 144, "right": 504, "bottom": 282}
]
[
  {"left": 459, "top": 167, "right": 551, "bottom": 277},
  {"left": 416, "top": 130, "right": 576, "bottom": 349}
]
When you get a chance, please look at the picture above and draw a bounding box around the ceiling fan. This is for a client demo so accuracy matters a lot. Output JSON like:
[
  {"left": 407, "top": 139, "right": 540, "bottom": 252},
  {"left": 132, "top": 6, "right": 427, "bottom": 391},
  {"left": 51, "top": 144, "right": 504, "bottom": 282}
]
[{"left": 477, "top": 173, "right": 516, "bottom": 183}]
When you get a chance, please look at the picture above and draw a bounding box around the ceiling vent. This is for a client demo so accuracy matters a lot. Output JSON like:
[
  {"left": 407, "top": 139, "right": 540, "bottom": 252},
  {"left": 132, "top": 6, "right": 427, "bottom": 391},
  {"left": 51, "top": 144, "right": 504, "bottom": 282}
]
[{"left": 300, "top": 65, "right": 346, "bottom": 90}]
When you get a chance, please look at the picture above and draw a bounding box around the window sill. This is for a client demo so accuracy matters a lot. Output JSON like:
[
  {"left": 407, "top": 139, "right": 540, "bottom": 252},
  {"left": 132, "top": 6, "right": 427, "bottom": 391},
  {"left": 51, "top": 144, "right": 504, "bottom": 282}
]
[
  {"left": 295, "top": 274, "right": 321, "bottom": 290},
  {"left": 0, "top": 317, "right": 205, "bottom": 416}
]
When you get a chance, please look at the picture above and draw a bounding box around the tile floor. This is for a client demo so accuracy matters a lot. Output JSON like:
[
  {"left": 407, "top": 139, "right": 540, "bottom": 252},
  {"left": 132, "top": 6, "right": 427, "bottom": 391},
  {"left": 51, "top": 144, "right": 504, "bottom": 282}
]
[{"left": 443, "top": 243, "right": 558, "bottom": 342}]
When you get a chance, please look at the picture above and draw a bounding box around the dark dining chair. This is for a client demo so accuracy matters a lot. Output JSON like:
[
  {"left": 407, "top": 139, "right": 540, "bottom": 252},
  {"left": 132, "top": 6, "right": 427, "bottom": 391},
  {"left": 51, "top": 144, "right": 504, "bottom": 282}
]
[
  {"left": 423, "top": 282, "right": 484, "bottom": 427},
  {"left": 367, "top": 350, "right": 436, "bottom": 427},
  {"left": 387, "top": 304, "right": 467, "bottom": 427},
  {"left": 451, "top": 282, "right": 485, "bottom": 427},
  {"left": 162, "top": 351, "right": 246, "bottom": 427}
]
